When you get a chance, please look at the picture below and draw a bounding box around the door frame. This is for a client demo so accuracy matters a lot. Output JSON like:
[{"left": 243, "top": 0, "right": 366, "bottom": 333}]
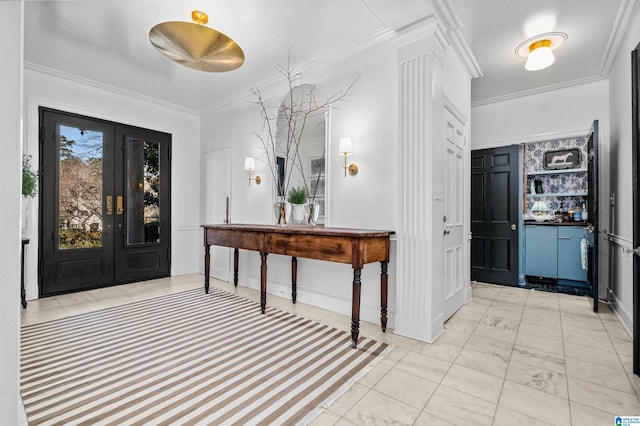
[
  {"left": 632, "top": 41, "right": 640, "bottom": 375},
  {"left": 38, "top": 107, "right": 172, "bottom": 296}
]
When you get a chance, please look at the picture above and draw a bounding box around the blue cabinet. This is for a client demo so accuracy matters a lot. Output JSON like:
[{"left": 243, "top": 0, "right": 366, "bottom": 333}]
[
  {"left": 557, "top": 227, "right": 588, "bottom": 283},
  {"left": 525, "top": 225, "right": 588, "bottom": 286},
  {"left": 525, "top": 225, "right": 557, "bottom": 278}
]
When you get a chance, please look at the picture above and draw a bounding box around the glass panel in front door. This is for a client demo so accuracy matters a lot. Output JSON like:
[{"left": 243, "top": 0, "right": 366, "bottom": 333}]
[
  {"left": 58, "top": 125, "right": 104, "bottom": 249},
  {"left": 126, "top": 138, "right": 160, "bottom": 245}
]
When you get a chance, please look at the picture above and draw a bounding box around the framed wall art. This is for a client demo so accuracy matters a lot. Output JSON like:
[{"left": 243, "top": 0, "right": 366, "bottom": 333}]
[{"left": 543, "top": 148, "right": 581, "bottom": 170}]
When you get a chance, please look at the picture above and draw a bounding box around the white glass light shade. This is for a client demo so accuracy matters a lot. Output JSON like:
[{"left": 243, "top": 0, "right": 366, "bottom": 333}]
[
  {"left": 532, "top": 201, "right": 550, "bottom": 212},
  {"left": 525, "top": 40, "right": 555, "bottom": 71},
  {"left": 244, "top": 157, "right": 255, "bottom": 171},
  {"left": 338, "top": 137, "right": 353, "bottom": 156}
]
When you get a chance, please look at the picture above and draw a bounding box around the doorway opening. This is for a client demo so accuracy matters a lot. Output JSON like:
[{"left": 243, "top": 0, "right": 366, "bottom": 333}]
[{"left": 471, "top": 126, "right": 599, "bottom": 308}]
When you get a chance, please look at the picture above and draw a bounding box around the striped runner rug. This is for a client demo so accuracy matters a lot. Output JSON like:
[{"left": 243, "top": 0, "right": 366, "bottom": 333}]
[{"left": 21, "top": 288, "right": 389, "bottom": 425}]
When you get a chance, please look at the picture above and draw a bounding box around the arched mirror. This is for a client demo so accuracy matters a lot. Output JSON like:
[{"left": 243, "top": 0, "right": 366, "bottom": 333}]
[{"left": 275, "top": 84, "right": 327, "bottom": 224}]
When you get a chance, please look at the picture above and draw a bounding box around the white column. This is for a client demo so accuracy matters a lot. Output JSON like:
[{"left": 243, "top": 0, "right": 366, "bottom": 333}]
[
  {"left": 394, "top": 24, "right": 448, "bottom": 343},
  {"left": 0, "top": 0, "right": 24, "bottom": 423}
]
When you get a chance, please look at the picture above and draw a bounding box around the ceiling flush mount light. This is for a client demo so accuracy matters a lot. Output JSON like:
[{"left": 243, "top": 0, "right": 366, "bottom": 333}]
[
  {"left": 149, "top": 10, "right": 244, "bottom": 72},
  {"left": 516, "top": 32, "right": 567, "bottom": 71}
]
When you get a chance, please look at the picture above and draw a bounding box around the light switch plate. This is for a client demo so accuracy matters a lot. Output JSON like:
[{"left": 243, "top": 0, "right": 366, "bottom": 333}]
[{"left": 435, "top": 184, "right": 444, "bottom": 200}]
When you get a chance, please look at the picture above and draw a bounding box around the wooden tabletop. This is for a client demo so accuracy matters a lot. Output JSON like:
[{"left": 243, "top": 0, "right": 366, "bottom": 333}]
[{"left": 201, "top": 223, "right": 395, "bottom": 238}]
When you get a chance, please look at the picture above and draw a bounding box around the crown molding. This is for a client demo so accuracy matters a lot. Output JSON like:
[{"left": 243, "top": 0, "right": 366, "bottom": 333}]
[
  {"left": 202, "top": 25, "right": 397, "bottom": 115},
  {"left": 430, "top": 0, "right": 483, "bottom": 78},
  {"left": 24, "top": 61, "right": 200, "bottom": 117},
  {"left": 471, "top": 74, "right": 606, "bottom": 107},
  {"left": 205, "top": 0, "right": 480, "bottom": 114},
  {"left": 599, "top": 0, "right": 640, "bottom": 77}
]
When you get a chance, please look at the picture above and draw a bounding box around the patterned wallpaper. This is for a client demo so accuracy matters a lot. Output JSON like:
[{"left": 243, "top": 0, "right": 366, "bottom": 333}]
[{"left": 525, "top": 137, "right": 588, "bottom": 217}]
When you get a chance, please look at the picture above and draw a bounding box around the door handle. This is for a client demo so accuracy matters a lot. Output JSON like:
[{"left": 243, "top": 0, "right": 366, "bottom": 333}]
[
  {"left": 117, "top": 196, "right": 124, "bottom": 215},
  {"left": 511, "top": 224, "right": 517, "bottom": 230},
  {"left": 106, "top": 195, "right": 113, "bottom": 215},
  {"left": 444, "top": 229, "right": 450, "bottom": 235}
]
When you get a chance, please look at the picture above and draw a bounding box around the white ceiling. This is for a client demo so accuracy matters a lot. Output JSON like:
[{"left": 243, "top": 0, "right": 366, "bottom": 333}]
[
  {"left": 23, "top": 0, "right": 633, "bottom": 113},
  {"left": 453, "top": 0, "right": 629, "bottom": 105}
]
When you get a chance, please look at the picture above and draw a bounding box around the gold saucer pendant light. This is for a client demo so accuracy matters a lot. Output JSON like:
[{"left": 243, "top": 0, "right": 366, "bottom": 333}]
[{"left": 149, "top": 10, "right": 244, "bottom": 72}]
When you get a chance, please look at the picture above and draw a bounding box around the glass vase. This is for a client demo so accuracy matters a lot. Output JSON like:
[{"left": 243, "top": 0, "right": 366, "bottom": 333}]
[
  {"left": 304, "top": 200, "right": 320, "bottom": 225},
  {"left": 273, "top": 200, "right": 291, "bottom": 226}
]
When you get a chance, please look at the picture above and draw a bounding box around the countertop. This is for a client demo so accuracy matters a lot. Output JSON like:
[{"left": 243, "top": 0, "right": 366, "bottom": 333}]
[{"left": 524, "top": 221, "right": 588, "bottom": 227}]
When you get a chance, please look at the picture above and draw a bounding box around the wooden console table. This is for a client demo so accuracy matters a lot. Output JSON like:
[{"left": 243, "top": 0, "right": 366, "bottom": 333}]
[{"left": 202, "top": 224, "right": 394, "bottom": 348}]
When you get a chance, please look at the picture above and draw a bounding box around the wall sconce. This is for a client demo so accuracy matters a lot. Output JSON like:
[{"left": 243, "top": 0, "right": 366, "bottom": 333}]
[
  {"left": 516, "top": 32, "right": 567, "bottom": 71},
  {"left": 338, "top": 137, "right": 358, "bottom": 177},
  {"left": 244, "top": 157, "right": 261, "bottom": 185}
]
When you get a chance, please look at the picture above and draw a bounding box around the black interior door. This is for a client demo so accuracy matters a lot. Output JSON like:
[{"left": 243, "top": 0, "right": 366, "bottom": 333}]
[
  {"left": 471, "top": 145, "right": 520, "bottom": 285},
  {"left": 39, "top": 108, "right": 171, "bottom": 296},
  {"left": 587, "top": 120, "right": 599, "bottom": 312}
]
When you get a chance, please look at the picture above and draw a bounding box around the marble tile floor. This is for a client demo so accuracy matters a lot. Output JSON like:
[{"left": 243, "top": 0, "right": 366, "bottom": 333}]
[{"left": 20, "top": 275, "right": 640, "bottom": 425}]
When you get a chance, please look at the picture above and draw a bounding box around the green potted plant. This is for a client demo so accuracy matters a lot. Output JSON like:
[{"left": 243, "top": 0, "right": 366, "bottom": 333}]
[
  {"left": 22, "top": 155, "right": 38, "bottom": 198},
  {"left": 287, "top": 186, "right": 307, "bottom": 223},
  {"left": 22, "top": 155, "right": 38, "bottom": 238}
]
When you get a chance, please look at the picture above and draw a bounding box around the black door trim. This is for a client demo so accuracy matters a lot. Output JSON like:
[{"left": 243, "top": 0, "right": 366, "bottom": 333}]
[{"left": 631, "top": 42, "right": 640, "bottom": 375}]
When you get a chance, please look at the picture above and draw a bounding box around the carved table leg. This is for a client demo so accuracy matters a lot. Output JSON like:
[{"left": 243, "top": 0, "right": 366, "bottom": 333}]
[
  {"left": 351, "top": 267, "right": 362, "bottom": 348},
  {"left": 204, "top": 244, "right": 210, "bottom": 293},
  {"left": 380, "top": 261, "right": 388, "bottom": 332},
  {"left": 233, "top": 248, "right": 239, "bottom": 287},
  {"left": 260, "top": 252, "right": 268, "bottom": 314},
  {"left": 291, "top": 256, "right": 297, "bottom": 303}
]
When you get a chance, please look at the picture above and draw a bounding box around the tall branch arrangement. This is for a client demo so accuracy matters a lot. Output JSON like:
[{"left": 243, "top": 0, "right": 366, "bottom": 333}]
[{"left": 250, "top": 56, "right": 359, "bottom": 205}]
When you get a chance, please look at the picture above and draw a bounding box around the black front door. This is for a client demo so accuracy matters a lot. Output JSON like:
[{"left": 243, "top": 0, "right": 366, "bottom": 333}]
[
  {"left": 39, "top": 108, "right": 171, "bottom": 296},
  {"left": 471, "top": 145, "right": 520, "bottom": 285}
]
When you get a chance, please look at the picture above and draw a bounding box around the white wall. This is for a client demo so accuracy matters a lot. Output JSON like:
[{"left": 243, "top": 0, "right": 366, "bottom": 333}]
[
  {"left": 22, "top": 68, "right": 202, "bottom": 300},
  {"left": 471, "top": 80, "right": 609, "bottom": 149},
  {"left": 0, "top": 1, "right": 23, "bottom": 423},
  {"left": 200, "top": 43, "right": 398, "bottom": 326},
  {"left": 607, "top": 6, "right": 640, "bottom": 333}
]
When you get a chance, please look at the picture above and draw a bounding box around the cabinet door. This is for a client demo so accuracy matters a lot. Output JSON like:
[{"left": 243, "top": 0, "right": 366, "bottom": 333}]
[
  {"left": 557, "top": 227, "right": 588, "bottom": 282},
  {"left": 525, "top": 226, "right": 558, "bottom": 278}
]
